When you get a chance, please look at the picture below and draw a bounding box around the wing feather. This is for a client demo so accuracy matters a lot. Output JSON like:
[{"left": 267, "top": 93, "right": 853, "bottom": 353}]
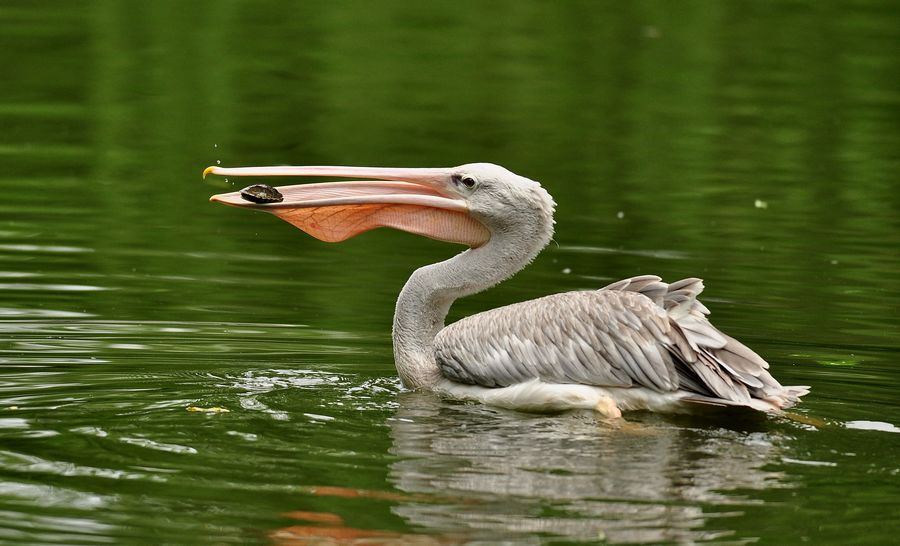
[
  {"left": 433, "top": 275, "right": 807, "bottom": 409},
  {"left": 435, "top": 289, "right": 674, "bottom": 391}
]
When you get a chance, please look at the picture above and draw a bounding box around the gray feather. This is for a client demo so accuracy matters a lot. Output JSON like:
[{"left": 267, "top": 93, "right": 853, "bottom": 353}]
[{"left": 434, "top": 275, "right": 807, "bottom": 410}]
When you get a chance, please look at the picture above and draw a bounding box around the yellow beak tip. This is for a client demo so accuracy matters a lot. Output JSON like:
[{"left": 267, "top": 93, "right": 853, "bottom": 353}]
[{"left": 203, "top": 166, "right": 217, "bottom": 179}]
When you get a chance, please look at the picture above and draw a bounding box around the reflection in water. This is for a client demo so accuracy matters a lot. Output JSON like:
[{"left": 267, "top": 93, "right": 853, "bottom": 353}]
[{"left": 384, "top": 393, "right": 790, "bottom": 544}]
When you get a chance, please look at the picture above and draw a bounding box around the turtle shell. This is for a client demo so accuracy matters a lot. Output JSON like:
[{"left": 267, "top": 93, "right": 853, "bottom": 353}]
[{"left": 240, "top": 184, "right": 284, "bottom": 204}]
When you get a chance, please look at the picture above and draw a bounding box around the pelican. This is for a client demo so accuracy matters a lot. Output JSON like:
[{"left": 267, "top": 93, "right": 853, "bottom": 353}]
[{"left": 205, "top": 163, "right": 808, "bottom": 417}]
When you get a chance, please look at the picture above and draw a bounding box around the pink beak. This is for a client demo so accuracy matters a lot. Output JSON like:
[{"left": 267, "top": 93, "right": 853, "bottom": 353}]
[{"left": 206, "top": 165, "right": 490, "bottom": 247}]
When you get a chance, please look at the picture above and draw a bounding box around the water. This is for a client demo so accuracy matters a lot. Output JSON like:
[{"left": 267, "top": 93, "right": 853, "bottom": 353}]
[{"left": 1, "top": 1, "right": 899, "bottom": 543}]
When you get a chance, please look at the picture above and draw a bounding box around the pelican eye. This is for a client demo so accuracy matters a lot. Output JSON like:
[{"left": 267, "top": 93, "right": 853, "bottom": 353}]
[{"left": 451, "top": 174, "right": 479, "bottom": 190}]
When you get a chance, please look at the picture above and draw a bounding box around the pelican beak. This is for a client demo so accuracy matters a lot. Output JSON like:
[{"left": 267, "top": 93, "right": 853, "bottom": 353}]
[{"left": 205, "top": 165, "right": 489, "bottom": 247}]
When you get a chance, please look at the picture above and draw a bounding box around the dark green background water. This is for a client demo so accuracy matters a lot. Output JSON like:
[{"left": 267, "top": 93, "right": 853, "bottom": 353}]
[{"left": 1, "top": 1, "right": 898, "bottom": 544}]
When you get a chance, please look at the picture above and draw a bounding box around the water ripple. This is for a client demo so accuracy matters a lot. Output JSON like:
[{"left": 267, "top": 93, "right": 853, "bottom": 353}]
[
  {"left": 119, "top": 437, "right": 198, "bottom": 455},
  {"left": 557, "top": 245, "right": 689, "bottom": 260},
  {"left": 0, "top": 308, "right": 95, "bottom": 318},
  {"left": 0, "top": 244, "right": 93, "bottom": 253},
  {"left": 0, "top": 283, "right": 109, "bottom": 292}
]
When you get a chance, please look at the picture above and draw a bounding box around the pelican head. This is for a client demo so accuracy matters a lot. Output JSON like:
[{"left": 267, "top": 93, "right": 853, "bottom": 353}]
[
  {"left": 444, "top": 163, "right": 556, "bottom": 234},
  {"left": 205, "top": 163, "right": 555, "bottom": 249}
]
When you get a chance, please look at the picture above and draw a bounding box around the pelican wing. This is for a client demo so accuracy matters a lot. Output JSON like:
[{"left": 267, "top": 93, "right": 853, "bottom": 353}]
[
  {"left": 435, "top": 275, "right": 807, "bottom": 407},
  {"left": 435, "top": 279, "right": 679, "bottom": 392}
]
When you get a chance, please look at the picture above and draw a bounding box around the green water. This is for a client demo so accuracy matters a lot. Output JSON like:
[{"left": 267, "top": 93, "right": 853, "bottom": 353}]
[{"left": 2, "top": 1, "right": 899, "bottom": 544}]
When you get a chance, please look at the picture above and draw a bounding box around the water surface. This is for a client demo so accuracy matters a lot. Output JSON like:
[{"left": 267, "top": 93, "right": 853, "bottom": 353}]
[{"left": 1, "top": 1, "right": 899, "bottom": 544}]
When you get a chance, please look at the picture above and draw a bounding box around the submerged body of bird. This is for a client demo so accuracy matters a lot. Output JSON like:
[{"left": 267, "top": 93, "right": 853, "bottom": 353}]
[{"left": 205, "top": 163, "right": 808, "bottom": 417}]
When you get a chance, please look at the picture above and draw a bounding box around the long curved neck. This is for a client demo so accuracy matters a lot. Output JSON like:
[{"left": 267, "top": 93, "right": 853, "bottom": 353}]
[{"left": 392, "top": 221, "right": 552, "bottom": 389}]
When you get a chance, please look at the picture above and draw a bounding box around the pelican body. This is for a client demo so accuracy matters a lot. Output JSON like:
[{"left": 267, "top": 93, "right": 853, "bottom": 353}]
[{"left": 206, "top": 163, "right": 808, "bottom": 417}]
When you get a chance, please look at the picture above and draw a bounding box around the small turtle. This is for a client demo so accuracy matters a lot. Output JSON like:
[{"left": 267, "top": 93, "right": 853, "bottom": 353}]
[{"left": 240, "top": 184, "right": 283, "bottom": 204}]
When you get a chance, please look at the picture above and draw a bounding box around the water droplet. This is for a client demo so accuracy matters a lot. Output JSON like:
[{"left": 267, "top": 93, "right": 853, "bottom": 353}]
[
  {"left": 562, "top": 268, "right": 572, "bottom": 274},
  {"left": 616, "top": 211, "right": 625, "bottom": 219},
  {"left": 754, "top": 199, "right": 768, "bottom": 209},
  {"left": 216, "top": 160, "right": 221, "bottom": 165}
]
